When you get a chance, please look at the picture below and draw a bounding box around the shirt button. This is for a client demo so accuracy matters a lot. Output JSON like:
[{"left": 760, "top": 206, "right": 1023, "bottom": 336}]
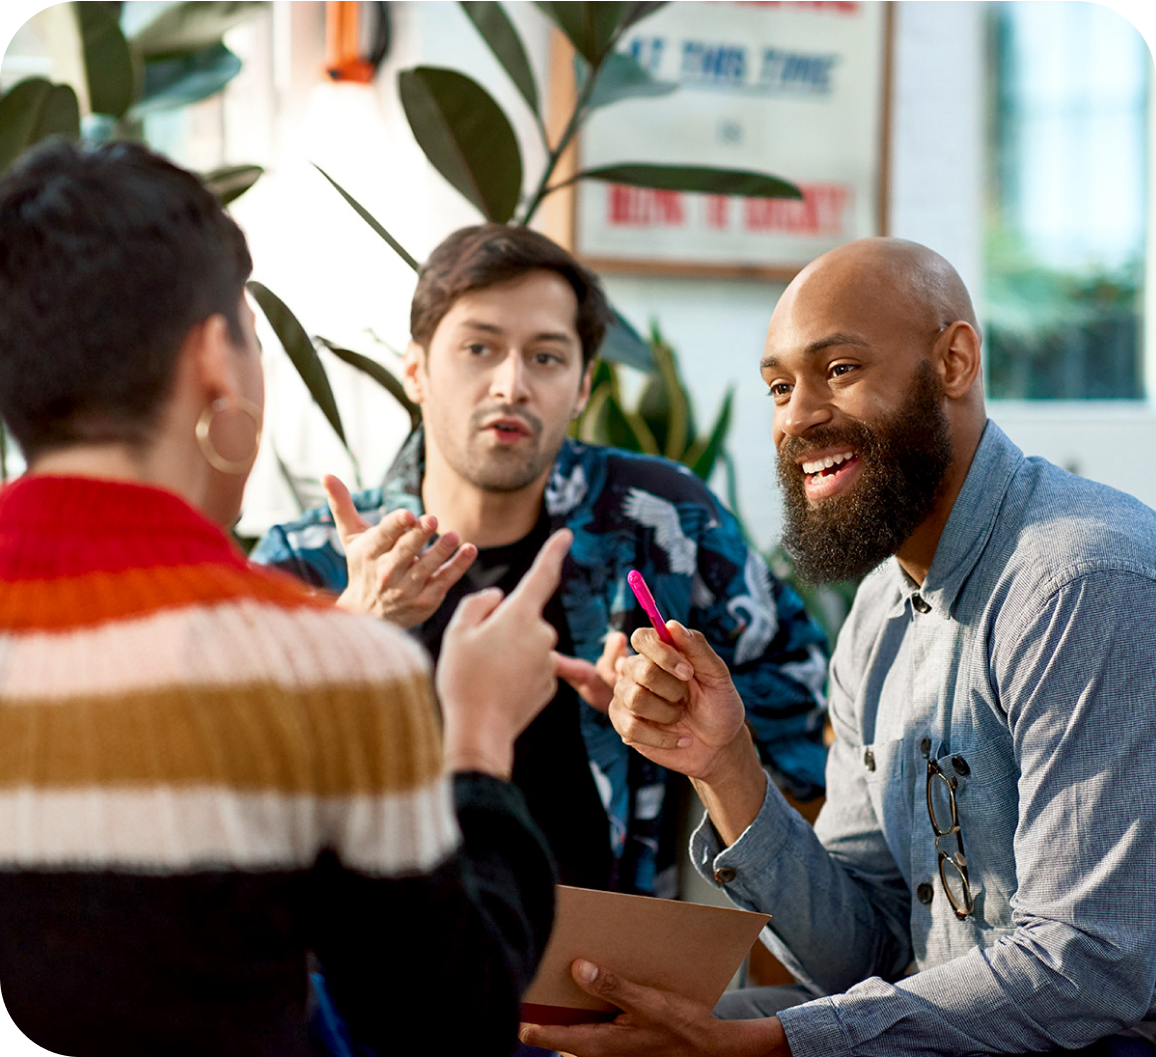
[
  {"left": 912, "top": 593, "right": 932, "bottom": 614},
  {"left": 917, "top": 883, "right": 935, "bottom": 904},
  {"left": 714, "top": 867, "right": 737, "bottom": 884},
  {"left": 952, "top": 755, "right": 970, "bottom": 776},
  {"left": 920, "top": 737, "right": 931, "bottom": 757},
  {"left": 863, "top": 749, "right": 876, "bottom": 771}
]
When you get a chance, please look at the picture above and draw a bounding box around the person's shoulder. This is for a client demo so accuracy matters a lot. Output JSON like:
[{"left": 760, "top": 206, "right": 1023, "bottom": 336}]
[
  {"left": 263, "top": 486, "right": 388, "bottom": 541},
  {"left": 250, "top": 487, "right": 387, "bottom": 571},
  {"left": 1002, "top": 458, "right": 1156, "bottom": 585},
  {"left": 573, "top": 439, "right": 717, "bottom": 504}
]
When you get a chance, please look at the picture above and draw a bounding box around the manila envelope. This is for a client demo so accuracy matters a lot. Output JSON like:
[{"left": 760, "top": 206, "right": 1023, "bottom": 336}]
[{"left": 521, "top": 884, "right": 771, "bottom": 1025}]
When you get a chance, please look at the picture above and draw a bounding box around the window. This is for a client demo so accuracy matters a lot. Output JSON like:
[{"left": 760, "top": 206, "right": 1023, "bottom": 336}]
[{"left": 984, "top": 1, "right": 1150, "bottom": 400}]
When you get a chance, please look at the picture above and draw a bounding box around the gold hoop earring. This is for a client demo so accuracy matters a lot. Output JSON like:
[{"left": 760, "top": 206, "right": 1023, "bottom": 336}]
[{"left": 195, "top": 397, "right": 263, "bottom": 475}]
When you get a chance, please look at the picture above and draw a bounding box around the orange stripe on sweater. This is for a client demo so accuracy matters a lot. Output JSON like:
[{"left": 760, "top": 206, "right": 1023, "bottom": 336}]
[{"left": 0, "top": 562, "right": 333, "bottom": 631}]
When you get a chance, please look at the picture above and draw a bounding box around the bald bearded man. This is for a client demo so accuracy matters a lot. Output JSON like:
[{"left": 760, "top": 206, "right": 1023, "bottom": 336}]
[{"left": 520, "top": 239, "right": 1156, "bottom": 1057}]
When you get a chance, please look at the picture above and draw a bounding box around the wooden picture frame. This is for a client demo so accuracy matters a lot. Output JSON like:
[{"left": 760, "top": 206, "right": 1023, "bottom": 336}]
[{"left": 542, "top": 1, "right": 895, "bottom": 282}]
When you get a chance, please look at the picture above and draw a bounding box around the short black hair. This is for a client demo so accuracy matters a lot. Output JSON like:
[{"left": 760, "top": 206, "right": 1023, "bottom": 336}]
[
  {"left": 410, "top": 224, "right": 613, "bottom": 368},
  {"left": 0, "top": 139, "right": 253, "bottom": 461}
]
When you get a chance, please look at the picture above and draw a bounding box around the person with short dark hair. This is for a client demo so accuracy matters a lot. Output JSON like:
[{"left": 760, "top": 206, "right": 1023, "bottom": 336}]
[
  {"left": 254, "top": 222, "right": 830, "bottom": 899},
  {"left": 0, "top": 139, "right": 565, "bottom": 1057},
  {"left": 409, "top": 223, "right": 613, "bottom": 369},
  {"left": 520, "top": 238, "right": 1156, "bottom": 1057}
]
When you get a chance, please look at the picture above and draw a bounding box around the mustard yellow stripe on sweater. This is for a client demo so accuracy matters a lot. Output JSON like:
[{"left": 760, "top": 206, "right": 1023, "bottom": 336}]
[{"left": 0, "top": 677, "right": 443, "bottom": 796}]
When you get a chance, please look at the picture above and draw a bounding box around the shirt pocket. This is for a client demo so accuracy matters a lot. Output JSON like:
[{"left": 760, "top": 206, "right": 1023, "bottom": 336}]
[{"left": 932, "top": 739, "right": 1019, "bottom": 928}]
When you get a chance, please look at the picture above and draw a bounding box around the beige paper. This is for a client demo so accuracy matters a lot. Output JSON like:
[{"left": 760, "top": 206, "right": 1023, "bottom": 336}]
[{"left": 522, "top": 884, "right": 771, "bottom": 1025}]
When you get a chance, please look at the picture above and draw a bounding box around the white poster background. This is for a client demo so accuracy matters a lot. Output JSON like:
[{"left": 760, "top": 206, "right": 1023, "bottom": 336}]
[{"left": 575, "top": 0, "right": 888, "bottom": 272}]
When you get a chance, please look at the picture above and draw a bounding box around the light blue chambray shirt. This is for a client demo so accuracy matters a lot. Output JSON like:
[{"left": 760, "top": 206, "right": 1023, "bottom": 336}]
[{"left": 693, "top": 421, "right": 1156, "bottom": 1055}]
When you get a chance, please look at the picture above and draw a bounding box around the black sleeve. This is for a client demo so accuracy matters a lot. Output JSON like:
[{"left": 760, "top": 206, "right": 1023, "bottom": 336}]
[{"left": 307, "top": 774, "right": 556, "bottom": 1057}]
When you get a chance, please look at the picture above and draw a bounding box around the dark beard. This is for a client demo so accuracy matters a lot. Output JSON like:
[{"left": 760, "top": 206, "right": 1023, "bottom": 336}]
[{"left": 777, "top": 361, "right": 953, "bottom": 585}]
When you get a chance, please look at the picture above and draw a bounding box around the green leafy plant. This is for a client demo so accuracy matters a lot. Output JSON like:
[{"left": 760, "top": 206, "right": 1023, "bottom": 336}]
[
  {"left": 0, "top": 1, "right": 266, "bottom": 194},
  {"left": 573, "top": 322, "right": 733, "bottom": 483},
  {"left": 250, "top": 1, "right": 802, "bottom": 505}
]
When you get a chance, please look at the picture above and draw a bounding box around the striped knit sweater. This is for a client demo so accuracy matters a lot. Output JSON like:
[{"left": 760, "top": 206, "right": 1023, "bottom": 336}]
[{"left": 0, "top": 475, "right": 554, "bottom": 1057}]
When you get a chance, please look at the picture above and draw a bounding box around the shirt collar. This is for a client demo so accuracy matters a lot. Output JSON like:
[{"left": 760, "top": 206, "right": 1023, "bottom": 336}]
[{"left": 888, "top": 419, "right": 1023, "bottom": 617}]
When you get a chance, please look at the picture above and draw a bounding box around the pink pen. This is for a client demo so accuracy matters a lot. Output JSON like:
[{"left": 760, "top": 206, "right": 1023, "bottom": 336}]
[{"left": 627, "top": 569, "right": 675, "bottom": 645}]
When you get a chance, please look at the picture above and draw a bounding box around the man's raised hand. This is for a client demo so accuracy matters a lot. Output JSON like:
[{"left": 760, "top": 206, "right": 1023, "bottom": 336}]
[
  {"left": 325, "top": 474, "right": 477, "bottom": 627},
  {"left": 609, "top": 622, "right": 748, "bottom": 782}
]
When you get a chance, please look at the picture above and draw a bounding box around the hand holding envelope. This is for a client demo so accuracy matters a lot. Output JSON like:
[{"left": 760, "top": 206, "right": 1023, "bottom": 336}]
[{"left": 519, "top": 885, "right": 778, "bottom": 1057}]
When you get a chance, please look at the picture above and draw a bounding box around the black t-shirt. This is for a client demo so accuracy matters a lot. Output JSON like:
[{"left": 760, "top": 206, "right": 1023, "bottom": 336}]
[{"left": 417, "top": 514, "right": 613, "bottom": 891}]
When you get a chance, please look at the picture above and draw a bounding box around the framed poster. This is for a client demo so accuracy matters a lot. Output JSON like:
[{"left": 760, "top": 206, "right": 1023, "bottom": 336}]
[{"left": 565, "top": 1, "right": 893, "bottom": 279}]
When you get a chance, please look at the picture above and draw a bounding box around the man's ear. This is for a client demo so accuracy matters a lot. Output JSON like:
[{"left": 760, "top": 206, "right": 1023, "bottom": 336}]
[
  {"left": 402, "top": 341, "right": 427, "bottom": 404},
  {"left": 572, "top": 360, "right": 595, "bottom": 420},
  {"left": 935, "top": 322, "right": 982, "bottom": 399}
]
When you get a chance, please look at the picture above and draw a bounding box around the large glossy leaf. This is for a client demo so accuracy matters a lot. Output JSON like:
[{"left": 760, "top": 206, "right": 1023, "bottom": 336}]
[
  {"left": 580, "top": 379, "right": 658, "bottom": 454},
  {"left": 73, "top": 2, "right": 136, "bottom": 118},
  {"left": 687, "top": 386, "right": 734, "bottom": 481},
  {"left": 312, "top": 164, "right": 420, "bottom": 273},
  {"left": 316, "top": 336, "right": 422, "bottom": 432},
  {"left": 247, "top": 281, "right": 348, "bottom": 448},
  {"left": 135, "top": 42, "right": 242, "bottom": 113},
  {"left": 131, "top": 1, "right": 268, "bottom": 61},
  {"left": 460, "top": 2, "right": 539, "bottom": 116},
  {"left": 398, "top": 66, "right": 522, "bottom": 223},
  {"left": 203, "top": 163, "right": 262, "bottom": 206},
  {"left": 532, "top": 2, "right": 635, "bottom": 66},
  {"left": 639, "top": 337, "right": 690, "bottom": 460},
  {"left": 0, "top": 79, "right": 81, "bottom": 175},
  {"left": 599, "top": 308, "right": 654, "bottom": 370},
  {"left": 578, "top": 51, "right": 677, "bottom": 112},
  {"left": 571, "top": 163, "right": 802, "bottom": 200},
  {"left": 621, "top": 2, "right": 668, "bottom": 31}
]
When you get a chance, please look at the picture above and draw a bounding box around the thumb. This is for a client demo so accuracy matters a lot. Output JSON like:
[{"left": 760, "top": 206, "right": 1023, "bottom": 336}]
[
  {"left": 554, "top": 654, "right": 612, "bottom": 713},
  {"left": 503, "top": 528, "right": 572, "bottom": 612},
  {"left": 444, "top": 586, "right": 504, "bottom": 631},
  {"left": 596, "top": 630, "right": 629, "bottom": 683},
  {"left": 667, "top": 621, "right": 732, "bottom": 683},
  {"left": 554, "top": 653, "right": 596, "bottom": 686},
  {"left": 323, "top": 474, "right": 370, "bottom": 543},
  {"left": 570, "top": 960, "right": 653, "bottom": 1015}
]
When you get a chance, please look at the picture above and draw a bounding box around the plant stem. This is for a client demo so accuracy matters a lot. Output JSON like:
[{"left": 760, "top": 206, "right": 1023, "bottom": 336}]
[
  {"left": 517, "top": 11, "right": 650, "bottom": 225},
  {"left": 517, "top": 54, "right": 604, "bottom": 225}
]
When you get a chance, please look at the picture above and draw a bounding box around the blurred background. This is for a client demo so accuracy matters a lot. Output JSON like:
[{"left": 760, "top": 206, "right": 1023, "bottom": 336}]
[{"left": 1, "top": 0, "right": 1152, "bottom": 572}]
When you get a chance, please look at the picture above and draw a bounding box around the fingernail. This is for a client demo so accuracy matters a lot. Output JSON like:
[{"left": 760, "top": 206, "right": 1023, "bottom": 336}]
[
  {"left": 676, "top": 736, "right": 692, "bottom": 748},
  {"left": 675, "top": 662, "right": 693, "bottom": 680},
  {"left": 575, "top": 959, "right": 598, "bottom": 984}
]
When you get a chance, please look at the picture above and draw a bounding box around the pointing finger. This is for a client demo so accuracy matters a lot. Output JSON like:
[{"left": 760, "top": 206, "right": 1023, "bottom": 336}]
[
  {"left": 503, "top": 529, "right": 572, "bottom": 612},
  {"left": 323, "top": 474, "right": 371, "bottom": 545}
]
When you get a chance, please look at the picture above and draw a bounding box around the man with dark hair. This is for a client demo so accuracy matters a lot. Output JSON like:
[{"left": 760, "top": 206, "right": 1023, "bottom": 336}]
[
  {"left": 521, "top": 237, "right": 1156, "bottom": 1057},
  {"left": 254, "top": 223, "right": 829, "bottom": 899}
]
